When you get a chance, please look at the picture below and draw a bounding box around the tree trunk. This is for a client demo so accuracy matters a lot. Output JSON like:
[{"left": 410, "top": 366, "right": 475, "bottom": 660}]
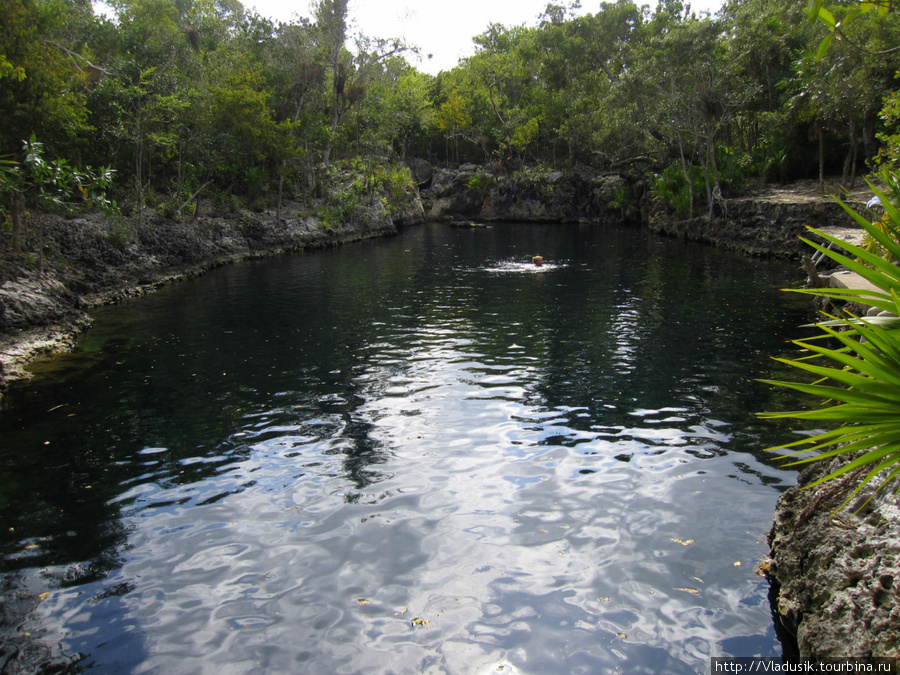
[
  {"left": 10, "top": 197, "right": 22, "bottom": 252},
  {"left": 705, "top": 130, "right": 721, "bottom": 222},
  {"left": 862, "top": 110, "right": 877, "bottom": 168},
  {"left": 322, "top": 107, "right": 341, "bottom": 166},
  {"left": 842, "top": 118, "right": 858, "bottom": 189},
  {"left": 36, "top": 215, "right": 43, "bottom": 277},
  {"left": 818, "top": 127, "right": 825, "bottom": 190}
]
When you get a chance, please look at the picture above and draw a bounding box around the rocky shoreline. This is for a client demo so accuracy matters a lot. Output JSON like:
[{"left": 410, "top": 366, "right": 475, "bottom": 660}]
[
  {"left": 0, "top": 198, "right": 411, "bottom": 391},
  {"left": 0, "top": 169, "right": 894, "bottom": 665},
  {"left": 766, "top": 457, "right": 900, "bottom": 659}
]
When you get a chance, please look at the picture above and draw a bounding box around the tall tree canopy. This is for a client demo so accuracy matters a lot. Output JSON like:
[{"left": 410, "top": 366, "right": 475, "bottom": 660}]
[{"left": 1, "top": 0, "right": 899, "bottom": 222}]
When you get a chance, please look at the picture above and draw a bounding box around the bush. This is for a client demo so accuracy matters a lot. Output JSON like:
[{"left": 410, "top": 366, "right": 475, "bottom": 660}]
[
  {"left": 650, "top": 163, "right": 705, "bottom": 216},
  {"left": 759, "top": 176, "right": 900, "bottom": 510},
  {"left": 467, "top": 173, "right": 495, "bottom": 192},
  {"left": 716, "top": 145, "right": 747, "bottom": 194}
]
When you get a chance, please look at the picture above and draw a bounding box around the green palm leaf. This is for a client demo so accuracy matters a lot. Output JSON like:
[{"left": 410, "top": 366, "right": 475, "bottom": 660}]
[{"left": 759, "top": 180, "right": 900, "bottom": 510}]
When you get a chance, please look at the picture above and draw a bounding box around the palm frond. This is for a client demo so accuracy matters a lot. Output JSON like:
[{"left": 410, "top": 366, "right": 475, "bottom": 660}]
[{"left": 758, "top": 178, "right": 900, "bottom": 511}]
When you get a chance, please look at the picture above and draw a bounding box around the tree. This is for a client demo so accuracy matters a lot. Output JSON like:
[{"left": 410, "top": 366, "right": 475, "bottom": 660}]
[
  {"left": 0, "top": 0, "right": 93, "bottom": 160},
  {"left": 625, "top": 9, "right": 744, "bottom": 219},
  {"left": 465, "top": 24, "right": 545, "bottom": 174}
]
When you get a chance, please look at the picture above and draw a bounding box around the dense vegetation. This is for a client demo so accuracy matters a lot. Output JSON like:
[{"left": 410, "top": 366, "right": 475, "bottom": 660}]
[{"left": 0, "top": 0, "right": 899, "bottom": 228}]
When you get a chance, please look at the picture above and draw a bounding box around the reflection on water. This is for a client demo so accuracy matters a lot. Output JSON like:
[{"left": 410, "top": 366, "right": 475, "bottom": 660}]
[
  {"left": 483, "top": 259, "right": 563, "bottom": 273},
  {"left": 0, "top": 222, "right": 816, "bottom": 673}
]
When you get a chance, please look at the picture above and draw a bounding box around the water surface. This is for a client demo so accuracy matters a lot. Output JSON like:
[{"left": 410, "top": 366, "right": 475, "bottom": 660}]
[{"left": 0, "top": 222, "right": 816, "bottom": 674}]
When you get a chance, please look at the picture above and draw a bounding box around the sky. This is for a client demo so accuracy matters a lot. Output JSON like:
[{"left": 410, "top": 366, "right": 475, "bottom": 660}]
[{"left": 246, "top": 0, "right": 727, "bottom": 75}]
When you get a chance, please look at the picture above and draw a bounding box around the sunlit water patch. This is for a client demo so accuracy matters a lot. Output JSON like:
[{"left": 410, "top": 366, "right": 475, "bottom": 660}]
[
  {"left": 0, "top": 222, "right": 817, "bottom": 674},
  {"left": 483, "top": 259, "right": 563, "bottom": 273}
]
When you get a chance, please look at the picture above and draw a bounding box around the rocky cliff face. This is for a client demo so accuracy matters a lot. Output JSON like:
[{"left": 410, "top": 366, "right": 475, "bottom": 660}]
[
  {"left": 766, "top": 458, "right": 900, "bottom": 659},
  {"left": 0, "top": 201, "right": 404, "bottom": 388},
  {"left": 646, "top": 180, "right": 873, "bottom": 257},
  {"left": 422, "top": 167, "right": 634, "bottom": 224}
]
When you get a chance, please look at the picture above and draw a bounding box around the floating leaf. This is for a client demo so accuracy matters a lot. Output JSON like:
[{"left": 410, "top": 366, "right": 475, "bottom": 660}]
[
  {"left": 357, "top": 599, "right": 371, "bottom": 605},
  {"left": 395, "top": 608, "right": 408, "bottom": 615},
  {"left": 670, "top": 538, "right": 694, "bottom": 546},
  {"left": 410, "top": 617, "right": 430, "bottom": 628},
  {"left": 675, "top": 587, "right": 700, "bottom": 594},
  {"left": 734, "top": 561, "right": 742, "bottom": 567},
  {"left": 24, "top": 545, "right": 39, "bottom": 550},
  {"left": 598, "top": 597, "right": 610, "bottom": 602},
  {"left": 616, "top": 632, "right": 627, "bottom": 639}
]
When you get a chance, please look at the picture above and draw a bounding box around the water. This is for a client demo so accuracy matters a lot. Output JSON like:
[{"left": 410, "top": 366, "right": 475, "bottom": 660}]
[{"left": 0, "top": 222, "right": 817, "bottom": 674}]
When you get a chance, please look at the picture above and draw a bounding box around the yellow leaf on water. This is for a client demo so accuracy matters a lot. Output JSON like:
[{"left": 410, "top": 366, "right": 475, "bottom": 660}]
[
  {"left": 671, "top": 538, "right": 694, "bottom": 546},
  {"left": 24, "top": 545, "right": 39, "bottom": 550},
  {"left": 411, "top": 617, "right": 430, "bottom": 628},
  {"left": 616, "top": 632, "right": 627, "bottom": 639},
  {"left": 675, "top": 587, "right": 700, "bottom": 594},
  {"left": 39, "top": 592, "right": 50, "bottom": 600},
  {"left": 734, "top": 561, "right": 742, "bottom": 567},
  {"left": 357, "top": 599, "right": 371, "bottom": 605}
]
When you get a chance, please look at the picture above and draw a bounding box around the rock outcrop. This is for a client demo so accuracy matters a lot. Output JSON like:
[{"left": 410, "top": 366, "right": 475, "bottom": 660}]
[
  {"left": 766, "top": 458, "right": 900, "bottom": 659},
  {"left": 423, "top": 167, "right": 633, "bottom": 224},
  {"left": 0, "top": 201, "right": 406, "bottom": 390},
  {"left": 646, "top": 180, "right": 874, "bottom": 257}
]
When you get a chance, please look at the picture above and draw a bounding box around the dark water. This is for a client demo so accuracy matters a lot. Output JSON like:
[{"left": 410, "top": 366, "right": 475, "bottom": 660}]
[{"left": 0, "top": 222, "right": 816, "bottom": 674}]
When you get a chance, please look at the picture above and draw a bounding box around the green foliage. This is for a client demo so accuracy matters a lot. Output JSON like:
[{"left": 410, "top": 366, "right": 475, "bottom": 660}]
[
  {"left": 466, "top": 174, "right": 495, "bottom": 192},
  {"left": 876, "top": 79, "right": 900, "bottom": 174},
  {"left": 372, "top": 163, "right": 416, "bottom": 211},
  {"left": 858, "top": 168, "right": 900, "bottom": 261},
  {"left": 715, "top": 145, "right": 747, "bottom": 194},
  {"left": 0, "top": 0, "right": 92, "bottom": 158},
  {"left": 317, "top": 159, "right": 416, "bottom": 226},
  {"left": 806, "top": 0, "right": 895, "bottom": 61},
  {"left": 759, "top": 178, "right": 900, "bottom": 510},
  {"left": 106, "top": 220, "right": 132, "bottom": 250},
  {"left": 0, "top": 0, "right": 897, "bottom": 209},
  {"left": 0, "top": 54, "right": 25, "bottom": 81},
  {"left": 650, "top": 163, "right": 706, "bottom": 216},
  {"left": 317, "top": 163, "right": 366, "bottom": 228},
  {"left": 0, "top": 136, "right": 114, "bottom": 214}
]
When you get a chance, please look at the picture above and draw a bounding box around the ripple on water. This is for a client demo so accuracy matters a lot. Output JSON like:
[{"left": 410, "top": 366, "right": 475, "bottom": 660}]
[{"left": 0, "top": 222, "right": 811, "bottom": 673}]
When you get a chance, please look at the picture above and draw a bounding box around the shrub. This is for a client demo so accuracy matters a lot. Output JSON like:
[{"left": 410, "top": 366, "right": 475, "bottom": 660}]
[
  {"left": 650, "top": 163, "right": 705, "bottom": 216},
  {"left": 759, "top": 177, "right": 900, "bottom": 510},
  {"left": 467, "top": 173, "right": 495, "bottom": 192}
]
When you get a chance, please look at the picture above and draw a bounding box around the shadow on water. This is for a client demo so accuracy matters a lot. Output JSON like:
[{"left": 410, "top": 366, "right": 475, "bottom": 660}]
[{"left": 0, "top": 222, "right": 819, "bottom": 673}]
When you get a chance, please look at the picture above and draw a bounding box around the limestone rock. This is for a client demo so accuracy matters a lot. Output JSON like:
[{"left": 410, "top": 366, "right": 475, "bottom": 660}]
[{"left": 767, "top": 458, "right": 900, "bottom": 659}]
